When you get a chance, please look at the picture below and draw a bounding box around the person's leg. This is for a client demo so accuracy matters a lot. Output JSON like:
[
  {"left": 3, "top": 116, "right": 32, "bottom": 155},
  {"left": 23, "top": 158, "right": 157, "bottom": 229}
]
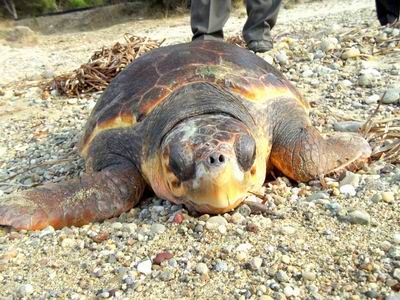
[
  {"left": 243, "top": 0, "right": 282, "bottom": 52},
  {"left": 191, "top": 0, "right": 232, "bottom": 40}
]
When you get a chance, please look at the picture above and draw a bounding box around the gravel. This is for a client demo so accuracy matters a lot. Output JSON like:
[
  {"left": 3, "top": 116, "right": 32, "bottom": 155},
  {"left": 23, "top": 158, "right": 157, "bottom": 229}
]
[{"left": 1, "top": 0, "right": 400, "bottom": 299}]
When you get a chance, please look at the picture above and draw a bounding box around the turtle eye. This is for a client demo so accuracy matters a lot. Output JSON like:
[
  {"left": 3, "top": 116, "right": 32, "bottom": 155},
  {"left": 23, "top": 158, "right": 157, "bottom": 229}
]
[
  {"left": 234, "top": 134, "right": 256, "bottom": 172},
  {"left": 168, "top": 143, "right": 196, "bottom": 182}
]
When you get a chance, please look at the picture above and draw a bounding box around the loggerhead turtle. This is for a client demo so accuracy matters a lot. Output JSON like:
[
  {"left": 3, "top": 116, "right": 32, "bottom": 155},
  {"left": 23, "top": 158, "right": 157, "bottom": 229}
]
[{"left": 0, "top": 40, "right": 371, "bottom": 230}]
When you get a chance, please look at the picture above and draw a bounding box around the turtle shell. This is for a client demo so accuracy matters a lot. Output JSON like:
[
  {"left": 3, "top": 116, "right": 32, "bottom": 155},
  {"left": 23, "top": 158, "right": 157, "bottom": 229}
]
[{"left": 80, "top": 40, "right": 306, "bottom": 157}]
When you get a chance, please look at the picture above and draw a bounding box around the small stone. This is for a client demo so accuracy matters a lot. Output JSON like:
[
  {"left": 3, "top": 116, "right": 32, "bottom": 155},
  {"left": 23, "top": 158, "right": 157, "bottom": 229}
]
[
  {"left": 382, "top": 89, "right": 400, "bottom": 104},
  {"left": 283, "top": 286, "right": 300, "bottom": 297},
  {"left": 237, "top": 204, "right": 252, "bottom": 216},
  {"left": 111, "top": 222, "right": 123, "bottom": 230},
  {"left": 302, "top": 69, "right": 314, "bottom": 78},
  {"left": 92, "top": 231, "right": 109, "bottom": 243},
  {"left": 365, "top": 94, "right": 380, "bottom": 104},
  {"left": 159, "top": 270, "right": 174, "bottom": 281},
  {"left": 340, "top": 171, "right": 360, "bottom": 187},
  {"left": 342, "top": 48, "right": 360, "bottom": 59},
  {"left": 173, "top": 213, "right": 184, "bottom": 224},
  {"left": 347, "top": 210, "right": 371, "bottom": 225},
  {"left": 394, "top": 233, "right": 400, "bottom": 244},
  {"left": 365, "top": 290, "right": 379, "bottom": 298},
  {"left": 259, "top": 296, "right": 274, "bottom": 300},
  {"left": 246, "top": 223, "right": 259, "bottom": 233},
  {"left": 154, "top": 252, "right": 174, "bottom": 265},
  {"left": 278, "top": 225, "right": 296, "bottom": 235},
  {"left": 214, "top": 261, "right": 228, "bottom": 272},
  {"left": 281, "top": 255, "right": 291, "bottom": 264},
  {"left": 339, "top": 184, "right": 356, "bottom": 196},
  {"left": 381, "top": 192, "right": 395, "bottom": 203},
  {"left": 17, "top": 284, "right": 34, "bottom": 296},
  {"left": 302, "top": 271, "right": 316, "bottom": 281},
  {"left": 235, "top": 243, "right": 253, "bottom": 252},
  {"left": 370, "top": 193, "right": 382, "bottom": 203},
  {"left": 195, "top": 262, "right": 209, "bottom": 275},
  {"left": 150, "top": 223, "right": 166, "bottom": 234},
  {"left": 137, "top": 259, "right": 152, "bottom": 275},
  {"left": 231, "top": 212, "right": 245, "bottom": 224},
  {"left": 393, "top": 268, "right": 400, "bottom": 280},
  {"left": 276, "top": 52, "right": 289, "bottom": 65},
  {"left": 276, "top": 270, "right": 289, "bottom": 282},
  {"left": 39, "top": 226, "right": 55, "bottom": 238},
  {"left": 61, "top": 238, "right": 76, "bottom": 249},
  {"left": 321, "top": 37, "right": 338, "bottom": 52},
  {"left": 250, "top": 257, "right": 263, "bottom": 270},
  {"left": 333, "top": 121, "right": 363, "bottom": 133}
]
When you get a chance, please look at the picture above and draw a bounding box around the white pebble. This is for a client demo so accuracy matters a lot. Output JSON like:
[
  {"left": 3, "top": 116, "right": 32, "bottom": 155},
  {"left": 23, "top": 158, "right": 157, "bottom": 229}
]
[
  {"left": 137, "top": 259, "right": 152, "bottom": 275},
  {"left": 339, "top": 184, "right": 356, "bottom": 196},
  {"left": 195, "top": 262, "right": 209, "bottom": 274}
]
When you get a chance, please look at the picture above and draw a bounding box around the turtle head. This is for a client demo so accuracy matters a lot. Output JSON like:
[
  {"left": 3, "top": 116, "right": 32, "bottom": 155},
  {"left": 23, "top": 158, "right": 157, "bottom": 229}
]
[{"left": 160, "top": 114, "right": 263, "bottom": 214}]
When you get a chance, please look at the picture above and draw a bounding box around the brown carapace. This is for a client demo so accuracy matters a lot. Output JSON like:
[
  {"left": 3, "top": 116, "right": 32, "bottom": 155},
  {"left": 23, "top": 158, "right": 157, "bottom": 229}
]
[{"left": 0, "top": 40, "right": 371, "bottom": 230}]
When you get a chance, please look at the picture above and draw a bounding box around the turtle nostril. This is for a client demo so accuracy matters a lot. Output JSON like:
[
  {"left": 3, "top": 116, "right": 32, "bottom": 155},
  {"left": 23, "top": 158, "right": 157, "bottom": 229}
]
[
  {"left": 209, "top": 156, "right": 216, "bottom": 164},
  {"left": 208, "top": 153, "right": 226, "bottom": 166}
]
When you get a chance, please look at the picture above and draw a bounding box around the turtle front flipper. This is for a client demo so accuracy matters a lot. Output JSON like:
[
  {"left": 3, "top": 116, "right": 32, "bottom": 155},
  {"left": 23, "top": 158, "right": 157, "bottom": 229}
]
[
  {"left": 0, "top": 166, "right": 145, "bottom": 230},
  {"left": 271, "top": 126, "right": 371, "bottom": 182},
  {"left": 268, "top": 99, "right": 371, "bottom": 182}
]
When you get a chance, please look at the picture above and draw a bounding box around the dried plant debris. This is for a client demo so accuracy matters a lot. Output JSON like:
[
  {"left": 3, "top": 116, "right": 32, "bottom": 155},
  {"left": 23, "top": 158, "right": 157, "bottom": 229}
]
[
  {"left": 46, "top": 34, "right": 164, "bottom": 97},
  {"left": 361, "top": 94, "right": 400, "bottom": 164},
  {"left": 226, "top": 35, "right": 246, "bottom": 48}
]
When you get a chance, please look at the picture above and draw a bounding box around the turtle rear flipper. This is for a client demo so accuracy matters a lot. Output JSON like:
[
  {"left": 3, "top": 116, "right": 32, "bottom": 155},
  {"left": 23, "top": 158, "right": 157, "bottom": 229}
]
[
  {"left": 0, "top": 167, "right": 145, "bottom": 230},
  {"left": 270, "top": 125, "right": 371, "bottom": 182}
]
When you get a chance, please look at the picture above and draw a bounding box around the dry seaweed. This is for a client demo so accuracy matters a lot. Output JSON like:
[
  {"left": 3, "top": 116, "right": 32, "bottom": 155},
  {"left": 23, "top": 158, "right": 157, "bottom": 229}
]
[{"left": 46, "top": 34, "right": 164, "bottom": 97}]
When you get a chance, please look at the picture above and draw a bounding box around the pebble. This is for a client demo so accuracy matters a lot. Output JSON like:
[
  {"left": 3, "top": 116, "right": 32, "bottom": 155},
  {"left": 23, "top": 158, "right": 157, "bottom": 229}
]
[
  {"left": 250, "top": 257, "right": 263, "bottom": 270},
  {"left": 111, "top": 222, "right": 123, "bottom": 230},
  {"left": 237, "top": 204, "right": 252, "bottom": 217},
  {"left": 61, "top": 238, "right": 76, "bottom": 249},
  {"left": 302, "top": 271, "right": 316, "bottom": 281},
  {"left": 393, "top": 268, "right": 400, "bottom": 280},
  {"left": 275, "top": 270, "right": 289, "bottom": 282},
  {"left": 347, "top": 210, "right": 371, "bottom": 225},
  {"left": 39, "top": 226, "right": 55, "bottom": 238},
  {"left": 394, "top": 233, "right": 400, "bottom": 244},
  {"left": 150, "top": 223, "right": 166, "bottom": 234},
  {"left": 236, "top": 243, "right": 253, "bottom": 252},
  {"left": 382, "top": 89, "right": 400, "bottom": 104},
  {"left": 17, "top": 284, "right": 34, "bottom": 296},
  {"left": 278, "top": 225, "right": 296, "bottom": 235},
  {"left": 381, "top": 191, "right": 395, "bottom": 203},
  {"left": 137, "top": 259, "right": 152, "bottom": 275},
  {"left": 365, "top": 94, "right": 380, "bottom": 104},
  {"left": 340, "top": 171, "right": 360, "bottom": 187},
  {"left": 339, "top": 184, "right": 356, "bottom": 196},
  {"left": 276, "top": 52, "right": 289, "bottom": 65},
  {"left": 320, "top": 37, "right": 338, "bottom": 52},
  {"left": 154, "top": 252, "right": 174, "bottom": 265},
  {"left": 195, "top": 262, "right": 209, "bottom": 275},
  {"left": 214, "top": 260, "right": 228, "bottom": 272},
  {"left": 283, "top": 286, "right": 300, "bottom": 297},
  {"left": 231, "top": 212, "right": 245, "bottom": 224},
  {"left": 333, "top": 121, "right": 363, "bottom": 133},
  {"left": 206, "top": 215, "right": 228, "bottom": 228},
  {"left": 342, "top": 48, "right": 360, "bottom": 59}
]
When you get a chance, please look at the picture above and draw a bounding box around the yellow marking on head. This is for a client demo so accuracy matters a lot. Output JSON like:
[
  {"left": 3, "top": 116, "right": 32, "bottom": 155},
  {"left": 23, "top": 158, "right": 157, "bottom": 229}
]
[
  {"left": 231, "top": 84, "right": 300, "bottom": 103},
  {"left": 80, "top": 112, "right": 136, "bottom": 158}
]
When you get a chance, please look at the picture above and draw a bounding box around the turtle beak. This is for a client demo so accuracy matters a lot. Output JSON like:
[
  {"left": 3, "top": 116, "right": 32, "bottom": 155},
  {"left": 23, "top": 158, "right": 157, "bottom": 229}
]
[{"left": 182, "top": 152, "right": 249, "bottom": 213}]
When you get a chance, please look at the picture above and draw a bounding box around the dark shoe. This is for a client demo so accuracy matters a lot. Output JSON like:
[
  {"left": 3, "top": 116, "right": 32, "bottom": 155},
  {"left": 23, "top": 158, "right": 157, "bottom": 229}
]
[{"left": 247, "top": 40, "right": 273, "bottom": 53}]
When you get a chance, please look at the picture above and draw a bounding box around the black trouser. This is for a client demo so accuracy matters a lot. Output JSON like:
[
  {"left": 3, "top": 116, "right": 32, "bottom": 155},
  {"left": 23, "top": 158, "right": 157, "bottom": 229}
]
[
  {"left": 375, "top": 0, "right": 399, "bottom": 25},
  {"left": 191, "top": 0, "right": 281, "bottom": 43}
]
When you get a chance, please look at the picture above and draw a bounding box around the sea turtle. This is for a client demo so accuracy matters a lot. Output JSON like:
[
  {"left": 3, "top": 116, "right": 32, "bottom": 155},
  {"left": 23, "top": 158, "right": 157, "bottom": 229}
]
[{"left": 0, "top": 40, "right": 371, "bottom": 230}]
